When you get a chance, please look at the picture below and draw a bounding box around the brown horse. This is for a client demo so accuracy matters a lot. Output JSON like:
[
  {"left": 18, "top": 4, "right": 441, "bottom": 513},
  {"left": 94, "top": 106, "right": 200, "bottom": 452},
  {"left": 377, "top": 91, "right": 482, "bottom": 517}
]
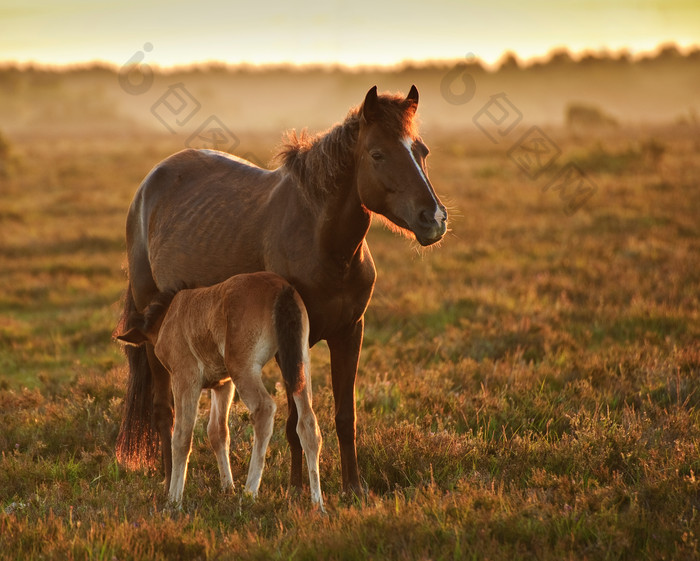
[
  {"left": 116, "top": 85, "right": 447, "bottom": 495},
  {"left": 117, "top": 272, "right": 323, "bottom": 509}
]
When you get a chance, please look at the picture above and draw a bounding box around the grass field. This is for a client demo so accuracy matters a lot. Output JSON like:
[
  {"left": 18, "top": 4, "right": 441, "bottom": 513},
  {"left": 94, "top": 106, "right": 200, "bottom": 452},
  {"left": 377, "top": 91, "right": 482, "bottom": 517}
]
[{"left": 1, "top": 118, "right": 699, "bottom": 560}]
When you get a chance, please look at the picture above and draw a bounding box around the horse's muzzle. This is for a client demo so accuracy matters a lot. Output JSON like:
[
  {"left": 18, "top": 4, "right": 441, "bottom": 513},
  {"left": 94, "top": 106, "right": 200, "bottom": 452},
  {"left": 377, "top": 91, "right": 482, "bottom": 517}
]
[{"left": 415, "top": 208, "right": 448, "bottom": 246}]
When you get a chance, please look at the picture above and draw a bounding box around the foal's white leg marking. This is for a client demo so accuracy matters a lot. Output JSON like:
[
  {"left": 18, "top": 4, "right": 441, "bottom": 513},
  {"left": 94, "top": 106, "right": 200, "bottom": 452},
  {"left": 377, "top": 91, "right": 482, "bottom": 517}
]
[
  {"left": 234, "top": 364, "right": 276, "bottom": 497},
  {"left": 401, "top": 137, "right": 446, "bottom": 224},
  {"left": 293, "top": 356, "right": 324, "bottom": 511},
  {"left": 168, "top": 368, "right": 202, "bottom": 505},
  {"left": 208, "top": 380, "right": 235, "bottom": 491}
]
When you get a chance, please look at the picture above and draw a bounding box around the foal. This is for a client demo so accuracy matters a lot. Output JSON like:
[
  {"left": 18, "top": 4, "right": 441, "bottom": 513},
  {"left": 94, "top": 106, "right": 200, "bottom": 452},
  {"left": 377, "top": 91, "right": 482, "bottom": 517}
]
[{"left": 117, "top": 272, "right": 323, "bottom": 509}]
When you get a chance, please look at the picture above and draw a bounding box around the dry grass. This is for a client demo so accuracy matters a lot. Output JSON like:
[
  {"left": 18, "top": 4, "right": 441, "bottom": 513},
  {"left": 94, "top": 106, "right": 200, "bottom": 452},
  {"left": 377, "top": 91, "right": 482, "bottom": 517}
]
[{"left": 1, "top": 120, "right": 699, "bottom": 560}]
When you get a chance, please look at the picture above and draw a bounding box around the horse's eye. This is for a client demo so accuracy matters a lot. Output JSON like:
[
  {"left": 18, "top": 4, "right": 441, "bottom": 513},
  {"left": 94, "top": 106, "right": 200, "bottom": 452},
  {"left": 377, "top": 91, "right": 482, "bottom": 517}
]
[{"left": 370, "top": 151, "right": 384, "bottom": 162}]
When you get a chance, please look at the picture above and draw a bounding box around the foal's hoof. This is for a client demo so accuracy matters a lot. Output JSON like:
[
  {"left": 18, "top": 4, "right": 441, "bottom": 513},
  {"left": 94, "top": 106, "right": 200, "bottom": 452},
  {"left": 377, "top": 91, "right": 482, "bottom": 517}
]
[
  {"left": 220, "top": 482, "right": 235, "bottom": 494},
  {"left": 243, "top": 488, "right": 259, "bottom": 501},
  {"left": 237, "top": 491, "right": 257, "bottom": 511},
  {"left": 163, "top": 499, "right": 183, "bottom": 516}
]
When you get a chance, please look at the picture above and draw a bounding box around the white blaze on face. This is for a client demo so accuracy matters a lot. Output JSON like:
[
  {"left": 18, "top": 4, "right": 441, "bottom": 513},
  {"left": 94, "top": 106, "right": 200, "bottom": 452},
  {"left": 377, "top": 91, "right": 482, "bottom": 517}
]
[{"left": 401, "top": 137, "right": 446, "bottom": 224}]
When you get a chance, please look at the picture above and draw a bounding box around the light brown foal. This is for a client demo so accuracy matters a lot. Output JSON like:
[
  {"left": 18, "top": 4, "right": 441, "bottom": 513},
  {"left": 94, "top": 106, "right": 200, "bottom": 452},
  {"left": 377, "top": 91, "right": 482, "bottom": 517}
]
[{"left": 117, "top": 272, "right": 323, "bottom": 509}]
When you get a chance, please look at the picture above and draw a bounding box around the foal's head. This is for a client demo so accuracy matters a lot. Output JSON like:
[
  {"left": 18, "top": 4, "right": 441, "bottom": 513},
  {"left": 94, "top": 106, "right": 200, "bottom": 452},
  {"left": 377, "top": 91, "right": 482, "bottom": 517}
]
[
  {"left": 355, "top": 86, "right": 448, "bottom": 246},
  {"left": 116, "top": 290, "right": 176, "bottom": 347}
]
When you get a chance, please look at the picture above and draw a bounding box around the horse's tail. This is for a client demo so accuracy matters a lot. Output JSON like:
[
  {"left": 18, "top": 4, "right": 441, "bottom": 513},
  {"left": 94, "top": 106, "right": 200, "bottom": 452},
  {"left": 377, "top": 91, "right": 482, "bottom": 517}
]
[
  {"left": 114, "top": 282, "right": 160, "bottom": 470},
  {"left": 274, "top": 285, "right": 306, "bottom": 395}
]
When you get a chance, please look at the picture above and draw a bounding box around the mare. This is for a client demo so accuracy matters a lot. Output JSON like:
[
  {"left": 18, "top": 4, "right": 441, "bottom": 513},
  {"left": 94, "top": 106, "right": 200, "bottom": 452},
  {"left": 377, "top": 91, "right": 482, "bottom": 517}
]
[
  {"left": 117, "top": 272, "right": 323, "bottom": 509},
  {"left": 116, "top": 85, "right": 448, "bottom": 494}
]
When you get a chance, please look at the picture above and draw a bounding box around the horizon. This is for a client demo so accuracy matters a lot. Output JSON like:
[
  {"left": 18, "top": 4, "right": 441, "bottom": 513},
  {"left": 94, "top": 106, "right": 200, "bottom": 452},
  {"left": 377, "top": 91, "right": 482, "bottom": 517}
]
[
  {"left": 1, "top": 41, "right": 696, "bottom": 74},
  {"left": 1, "top": 1, "right": 698, "bottom": 70}
]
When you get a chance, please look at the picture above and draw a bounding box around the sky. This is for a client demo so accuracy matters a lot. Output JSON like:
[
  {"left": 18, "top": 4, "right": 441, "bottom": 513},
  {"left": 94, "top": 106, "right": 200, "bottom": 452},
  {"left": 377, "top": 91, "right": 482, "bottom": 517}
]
[{"left": 0, "top": 0, "right": 698, "bottom": 69}]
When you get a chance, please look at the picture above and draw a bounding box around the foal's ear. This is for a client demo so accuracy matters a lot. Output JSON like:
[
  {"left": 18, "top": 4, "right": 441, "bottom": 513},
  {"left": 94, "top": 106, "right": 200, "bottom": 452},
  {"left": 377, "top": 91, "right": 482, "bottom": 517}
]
[
  {"left": 116, "top": 328, "right": 149, "bottom": 347},
  {"left": 361, "top": 85, "right": 379, "bottom": 123},
  {"left": 404, "top": 85, "right": 419, "bottom": 115}
]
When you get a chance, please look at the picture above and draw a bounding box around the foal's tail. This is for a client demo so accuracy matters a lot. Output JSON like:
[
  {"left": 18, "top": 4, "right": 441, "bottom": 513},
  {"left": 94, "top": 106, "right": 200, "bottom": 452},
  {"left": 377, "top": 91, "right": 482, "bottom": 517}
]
[
  {"left": 114, "top": 282, "right": 159, "bottom": 470},
  {"left": 274, "top": 285, "right": 307, "bottom": 395}
]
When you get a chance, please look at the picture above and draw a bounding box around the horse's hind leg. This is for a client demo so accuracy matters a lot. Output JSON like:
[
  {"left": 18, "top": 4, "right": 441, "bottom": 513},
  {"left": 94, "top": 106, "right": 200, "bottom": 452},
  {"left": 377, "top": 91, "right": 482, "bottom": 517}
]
[
  {"left": 146, "top": 345, "right": 174, "bottom": 493},
  {"left": 208, "top": 380, "right": 235, "bottom": 491},
  {"left": 234, "top": 368, "right": 276, "bottom": 497}
]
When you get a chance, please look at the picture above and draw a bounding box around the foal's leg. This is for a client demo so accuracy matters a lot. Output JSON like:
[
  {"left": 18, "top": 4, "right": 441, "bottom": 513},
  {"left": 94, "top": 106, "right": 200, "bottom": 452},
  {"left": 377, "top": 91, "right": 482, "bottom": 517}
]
[
  {"left": 168, "top": 371, "right": 201, "bottom": 506},
  {"left": 234, "top": 368, "right": 276, "bottom": 497},
  {"left": 293, "top": 362, "right": 324, "bottom": 510},
  {"left": 284, "top": 390, "right": 304, "bottom": 489},
  {"left": 208, "top": 380, "right": 235, "bottom": 491}
]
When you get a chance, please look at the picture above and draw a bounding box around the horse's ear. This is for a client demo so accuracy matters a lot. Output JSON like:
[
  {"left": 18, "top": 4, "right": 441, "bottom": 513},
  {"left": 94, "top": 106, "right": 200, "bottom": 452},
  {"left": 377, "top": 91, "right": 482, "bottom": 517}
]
[
  {"left": 361, "top": 86, "right": 379, "bottom": 123},
  {"left": 405, "top": 85, "right": 419, "bottom": 115},
  {"left": 116, "top": 328, "right": 149, "bottom": 347}
]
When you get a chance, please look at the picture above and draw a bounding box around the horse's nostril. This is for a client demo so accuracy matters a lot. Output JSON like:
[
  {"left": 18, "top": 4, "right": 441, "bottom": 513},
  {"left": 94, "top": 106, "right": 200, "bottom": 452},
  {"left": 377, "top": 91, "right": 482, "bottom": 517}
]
[
  {"left": 420, "top": 208, "right": 447, "bottom": 227},
  {"left": 419, "top": 210, "right": 433, "bottom": 225}
]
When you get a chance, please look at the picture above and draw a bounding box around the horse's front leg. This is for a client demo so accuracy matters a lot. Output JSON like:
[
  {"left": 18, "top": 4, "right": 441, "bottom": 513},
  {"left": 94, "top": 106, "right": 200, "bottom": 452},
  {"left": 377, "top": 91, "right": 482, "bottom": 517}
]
[{"left": 327, "top": 318, "right": 364, "bottom": 495}]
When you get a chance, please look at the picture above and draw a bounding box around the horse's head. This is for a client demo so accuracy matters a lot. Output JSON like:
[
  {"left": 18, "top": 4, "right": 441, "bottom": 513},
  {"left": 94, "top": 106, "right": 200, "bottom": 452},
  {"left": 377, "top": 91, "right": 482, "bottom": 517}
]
[{"left": 355, "top": 85, "right": 447, "bottom": 246}]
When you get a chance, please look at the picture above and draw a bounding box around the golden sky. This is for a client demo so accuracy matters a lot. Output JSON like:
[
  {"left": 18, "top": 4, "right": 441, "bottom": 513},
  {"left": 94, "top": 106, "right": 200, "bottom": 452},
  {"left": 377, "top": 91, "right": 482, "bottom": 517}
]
[{"left": 1, "top": 0, "right": 698, "bottom": 68}]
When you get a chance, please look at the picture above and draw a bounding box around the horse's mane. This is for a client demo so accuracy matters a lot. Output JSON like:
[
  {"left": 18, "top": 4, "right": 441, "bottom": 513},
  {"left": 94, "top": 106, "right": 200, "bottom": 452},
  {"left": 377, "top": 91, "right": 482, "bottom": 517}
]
[{"left": 277, "top": 92, "right": 417, "bottom": 207}]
